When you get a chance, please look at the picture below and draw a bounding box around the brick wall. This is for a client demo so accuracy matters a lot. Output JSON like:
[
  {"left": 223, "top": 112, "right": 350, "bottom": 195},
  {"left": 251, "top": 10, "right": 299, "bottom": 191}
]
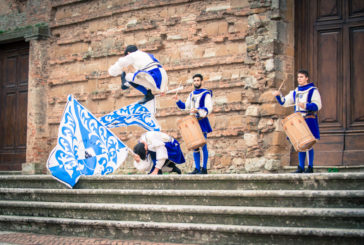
[{"left": 1, "top": 0, "right": 295, "bottom": 174}]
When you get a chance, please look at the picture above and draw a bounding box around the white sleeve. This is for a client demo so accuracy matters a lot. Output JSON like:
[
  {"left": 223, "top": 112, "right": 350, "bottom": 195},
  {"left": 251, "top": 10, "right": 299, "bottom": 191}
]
[
  {"left": 282, "top": 90, "right": 295, "bottom": 107},
  {"left": 155, "top": 145, "right": 168, "bottom": 170},
  {"left": 108, "top": 55, "right": 133, "bottom": 77},
  {"left": 185, "top": 94, "right": 192, "bottom": 110},
  {"left": 311, "top": 89, "right": 322, "bottom": 110},
  {"left": 198, "top": 93, "right": 213, "bottom": 117},
  {"left": 149, "top": 137, "right": 165, "bottom": 148},
  {"left": 133, "top": 159, "right": 152, "bottom": 172}
]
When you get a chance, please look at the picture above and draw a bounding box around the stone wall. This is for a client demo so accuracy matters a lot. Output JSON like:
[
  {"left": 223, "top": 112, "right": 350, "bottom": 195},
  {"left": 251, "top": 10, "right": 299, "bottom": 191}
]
[{"left": 1, "top": 0, "right": 295, "bottom": 174}]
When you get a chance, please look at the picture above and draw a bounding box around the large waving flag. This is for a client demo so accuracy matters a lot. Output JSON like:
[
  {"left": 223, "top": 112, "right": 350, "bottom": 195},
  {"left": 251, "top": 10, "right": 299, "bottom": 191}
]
[
  {"left": 99, "top": 100, "right": 160, "bottom": 131},
  {"left": 47, "top": 95, "right": 128, "bottom": 188}
]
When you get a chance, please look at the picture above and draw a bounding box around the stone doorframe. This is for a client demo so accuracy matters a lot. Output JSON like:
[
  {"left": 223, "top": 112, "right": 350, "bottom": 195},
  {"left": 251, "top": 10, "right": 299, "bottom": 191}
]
[{"left": 0, "top": 24, "right": 50, "bottom": 174}]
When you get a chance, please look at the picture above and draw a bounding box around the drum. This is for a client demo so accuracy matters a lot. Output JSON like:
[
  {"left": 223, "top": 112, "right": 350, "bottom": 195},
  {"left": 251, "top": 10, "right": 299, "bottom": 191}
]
[
  {"left": 282, "top": 112, "right": 316, "bottom": 152},
  {"left": 177, "top": 115, "right": 206, "bottom": 150}
]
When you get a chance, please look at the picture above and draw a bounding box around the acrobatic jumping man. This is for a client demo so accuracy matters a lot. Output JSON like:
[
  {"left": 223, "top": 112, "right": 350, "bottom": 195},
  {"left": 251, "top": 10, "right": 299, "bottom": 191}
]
[{"left": 108, "top": 45, "right": 168, "bottom": 104}]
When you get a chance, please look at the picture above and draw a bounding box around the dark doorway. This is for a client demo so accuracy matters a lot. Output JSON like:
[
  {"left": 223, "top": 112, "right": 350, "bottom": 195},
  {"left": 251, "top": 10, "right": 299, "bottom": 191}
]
[
  {"left": 294, "top": 0, "right": 364, "bottom": 165},
  {"left": 0, "top": 41, "right": 29, "bottom": 170}
]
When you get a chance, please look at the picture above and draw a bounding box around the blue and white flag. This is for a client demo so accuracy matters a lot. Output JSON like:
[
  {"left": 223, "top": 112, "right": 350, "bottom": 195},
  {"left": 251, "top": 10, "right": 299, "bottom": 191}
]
[
  {"left": 99, "top": 101, "right": 160, "bottom": 131},
  {"left": 47, "top": 95, "right": 128, "bottom": 188}
]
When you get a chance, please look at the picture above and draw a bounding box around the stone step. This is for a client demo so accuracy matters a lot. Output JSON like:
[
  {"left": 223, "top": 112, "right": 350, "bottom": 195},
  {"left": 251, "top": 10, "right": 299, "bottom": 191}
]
[
  {"left": 282, "top": 165, "right": 364, "bottom": 173},
  {"left": 0, "top": 201, "right": 363, "bottom": 229},
  {"left": 1, "top": 188, "right": 363, "bottom": 208},
  {"left": 0, "top": 171, "right": 21, "bottom": 175},
  {"left": 0, "top": 215, "right": 363, "bottom": 245},
  {"left": 1, "top": 173, "right": 364, "bottom": 190}
]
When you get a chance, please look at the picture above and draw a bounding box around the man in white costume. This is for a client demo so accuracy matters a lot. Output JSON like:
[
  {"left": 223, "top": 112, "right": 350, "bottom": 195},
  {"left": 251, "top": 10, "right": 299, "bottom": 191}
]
[
  {"left": 133, "top": 131, "right": 185, "bottom": 175},
  {"left": 175, "top": 74, "right": 213, "bottom": 174},
  {"left": 273, "top": 69, "right": 322, "bottom": 173},
  {"left": 108, "top": 45, "right": 168, "bottom": 104}
]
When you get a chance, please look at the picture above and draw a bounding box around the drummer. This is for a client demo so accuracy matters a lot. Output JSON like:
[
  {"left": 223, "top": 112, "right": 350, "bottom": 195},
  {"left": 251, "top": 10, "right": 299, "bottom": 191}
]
[
  {"left": 273, "top": 69, "right": 322, "bottom": 173},
  {"left": 174, "top": 74, "right": 213, "bottom": 174},
  {"left": 133, "top": 131, "right": 185, "bottom": 175}
]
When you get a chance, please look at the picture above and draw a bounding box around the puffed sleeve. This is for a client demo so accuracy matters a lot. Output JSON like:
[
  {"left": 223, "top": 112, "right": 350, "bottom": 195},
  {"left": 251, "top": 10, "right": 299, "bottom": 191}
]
[
  {"left": 276, "top": 90, "right": 295, "bottom": 107},
  {"left": 134, "top": 159, "right": 152, "bottom": 172},
  {"left": 108, "top": 55, "right": 133, "bottom": 76},
  {"left": 155, "top": 145, "right": 168, "bottom": 170},
  {"left": 176, "top": 93, "right": 192, "bottom": 110}
]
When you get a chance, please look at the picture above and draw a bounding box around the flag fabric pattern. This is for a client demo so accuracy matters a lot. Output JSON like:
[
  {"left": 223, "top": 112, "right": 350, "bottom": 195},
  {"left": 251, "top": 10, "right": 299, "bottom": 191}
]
[
  {"left": 99, "top": 102, "right": 160, "bottom": 131},
  {"left": 47, "top": 95, "right": 128, "bottom": 188}
]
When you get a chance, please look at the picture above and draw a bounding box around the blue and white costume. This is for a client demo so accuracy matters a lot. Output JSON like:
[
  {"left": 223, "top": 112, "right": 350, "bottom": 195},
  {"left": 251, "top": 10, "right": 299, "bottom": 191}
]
[
  {"left": 275, "top": 82, "right": 322, "bottom": 170},
  {"left": 176, "top": 89, "right": 213, "bottom": 171},
  {"left": 108, "top": 50, "right": 168, "bottom": 95},
  {"left": 133, "top": 131, "right": 185, "bottom": 174}
]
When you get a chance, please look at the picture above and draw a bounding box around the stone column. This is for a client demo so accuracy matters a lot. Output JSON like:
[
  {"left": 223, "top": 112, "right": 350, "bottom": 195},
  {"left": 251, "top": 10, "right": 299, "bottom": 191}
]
[{"left": 23, "top": 38, "right": 50, "bottom": 174}]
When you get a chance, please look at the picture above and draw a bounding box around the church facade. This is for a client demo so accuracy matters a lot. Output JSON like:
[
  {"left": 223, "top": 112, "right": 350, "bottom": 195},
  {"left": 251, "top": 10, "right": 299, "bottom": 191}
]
[{"left": 0, "top": 0, "right": 363, "bottom": 174}]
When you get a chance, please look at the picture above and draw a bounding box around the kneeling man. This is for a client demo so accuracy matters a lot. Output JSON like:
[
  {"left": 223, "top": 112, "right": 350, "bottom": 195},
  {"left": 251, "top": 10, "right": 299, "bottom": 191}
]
[{"left": 133, "top": 131, "right": 185, "bottom": 175}]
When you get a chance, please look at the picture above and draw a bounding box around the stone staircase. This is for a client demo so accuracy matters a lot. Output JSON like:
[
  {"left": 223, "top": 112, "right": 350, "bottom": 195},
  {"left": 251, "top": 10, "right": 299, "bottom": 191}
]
[{"left": 0, "top": 173, "right": 363, "bottom": 244}]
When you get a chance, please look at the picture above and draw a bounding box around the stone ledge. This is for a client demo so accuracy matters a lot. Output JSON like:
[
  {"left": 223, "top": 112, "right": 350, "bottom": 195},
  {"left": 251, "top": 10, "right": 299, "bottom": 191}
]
[
  {"left": 50, "top": 0, "right": 192, "bottom": 28},
  {"left": 1, "top": 172, "right": 364, "bottom": 181},
  {"left": 0, "top": 24, "right": 49, "bottom": 44}
]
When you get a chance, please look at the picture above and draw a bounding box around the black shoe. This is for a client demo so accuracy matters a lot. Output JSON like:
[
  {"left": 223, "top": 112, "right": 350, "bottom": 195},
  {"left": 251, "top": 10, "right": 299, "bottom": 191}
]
[
  {"left": 120, "top": 72, "right": 129, "bottom": 90},
  {"left": 138, "top": 89, "right": 154, "bottom": 104},
  {"left": 304, "top": 166, "right": 313, "bottom": 173},
  {"left": 166, "top": 160, "right": 181, "bottom": 174},
  {"left": 199, "top": 167, "right": 207, "bottom": 174},
  {"left": 158, "top": 169, "right": 163, "bottom": 175},
  {"left": 293, "top": 166, "right": 304, "bottom": 173},
  {"left": 172, "top": 165, "right": 181, "bottom": 174},
  {"left": 189, "top": 168, "right": 200, "bottom": 174}
]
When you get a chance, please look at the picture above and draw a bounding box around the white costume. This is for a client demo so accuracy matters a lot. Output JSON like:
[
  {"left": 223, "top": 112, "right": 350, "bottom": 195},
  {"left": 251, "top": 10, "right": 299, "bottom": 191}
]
[
  {"left": 108, "top": 50, "right": 168, "bottom": 93},
  {"left": 133, "top": 131, "right": 185, "bottom": 173},
  {"left": 176, "top": 88, "right": 213, "bottom": 133},
  {"left": 279, "top": 86, "right": 322, "bottom": 117}
]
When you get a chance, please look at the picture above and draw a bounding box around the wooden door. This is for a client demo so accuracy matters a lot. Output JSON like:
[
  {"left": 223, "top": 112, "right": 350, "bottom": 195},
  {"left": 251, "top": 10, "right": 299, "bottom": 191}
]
[
  {"left": 295, "top": 0, "right": 364, "bottom": 165},
  {"left": 0, "top": 42, "right": 29, "bottom": 171}
]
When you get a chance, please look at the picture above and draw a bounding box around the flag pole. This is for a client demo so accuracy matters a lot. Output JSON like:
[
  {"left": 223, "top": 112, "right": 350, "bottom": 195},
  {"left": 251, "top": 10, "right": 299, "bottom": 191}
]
[{"left": 155, "top": 86, "right": 183, "bottom": 96}]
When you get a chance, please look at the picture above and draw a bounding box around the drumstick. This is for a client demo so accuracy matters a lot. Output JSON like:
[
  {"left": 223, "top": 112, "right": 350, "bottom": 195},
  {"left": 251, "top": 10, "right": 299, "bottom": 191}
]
[
  {"left": 278, "top": 79, "right": 286, "bottom": 92},
  {"left": 174, "top": 80, "right": 183, "bottom": 96}
]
